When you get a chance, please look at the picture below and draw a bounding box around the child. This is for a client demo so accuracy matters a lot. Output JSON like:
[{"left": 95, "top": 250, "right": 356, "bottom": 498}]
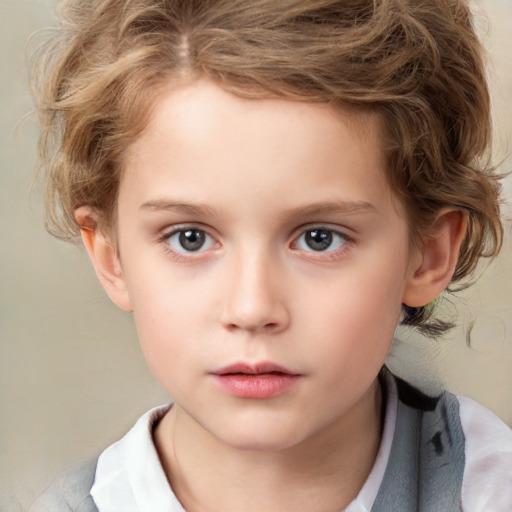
[{"left": 30, "top": 0, "right": 511, "bottom": 510}]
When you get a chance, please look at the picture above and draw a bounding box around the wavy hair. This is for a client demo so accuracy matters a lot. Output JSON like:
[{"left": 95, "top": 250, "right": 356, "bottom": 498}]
[{"left": 32, "top": 0, "right": 503, "bottom": 335}]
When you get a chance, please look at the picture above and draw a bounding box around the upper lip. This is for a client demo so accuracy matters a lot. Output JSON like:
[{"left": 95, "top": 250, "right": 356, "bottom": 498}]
[{"left": 211, "top": 362, "right": 299, "bottom": 376}]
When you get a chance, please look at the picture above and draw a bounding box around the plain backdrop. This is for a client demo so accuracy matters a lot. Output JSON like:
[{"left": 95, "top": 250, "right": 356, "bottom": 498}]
[{"left": 1, "top": 0, "right": 511, "bottom": 510}]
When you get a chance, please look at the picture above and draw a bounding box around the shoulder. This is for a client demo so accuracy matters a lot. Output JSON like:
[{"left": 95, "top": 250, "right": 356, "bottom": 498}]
[
  {"left": 457, "top": 395, "right": 512, "bottom": 511},
  {"left": 457, "top": 394, "right": 512, "bottom": 445},
  {"left": 28, "top": 459, "right": 98, "bottom": 512},
  {"left": 386, "top": 372, "right": 512, "bottom": 510}
]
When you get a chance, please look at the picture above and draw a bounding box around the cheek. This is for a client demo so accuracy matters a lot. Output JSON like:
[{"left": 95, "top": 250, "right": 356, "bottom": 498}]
[
  {"left": 319, "top": 257, "right": 406, "bottom": 329},
  {"left": 133, "top": 305, "right": 198, "bottom": 397},
  {"left": 126, "top": 271, "right": 218, "bottom": 384},
  {"left": 304, "top": 250, "right": 408, "bottom": 364},
  {"left": 123, "top": 270, "right": 187, "bottom": 364}
]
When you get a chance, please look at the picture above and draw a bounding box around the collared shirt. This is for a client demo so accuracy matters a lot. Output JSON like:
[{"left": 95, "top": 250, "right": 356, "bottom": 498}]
[{"left": 91, "top": 373, "right": 512, "bottom": 511}]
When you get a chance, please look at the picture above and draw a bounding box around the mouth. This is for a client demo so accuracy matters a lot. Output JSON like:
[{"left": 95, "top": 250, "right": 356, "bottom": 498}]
[
  {"left": 212, "top": 362, "right": 298, "bottom": 376},
  {"left": 210, "top": 362, "right": 302, "bottom": 399}
]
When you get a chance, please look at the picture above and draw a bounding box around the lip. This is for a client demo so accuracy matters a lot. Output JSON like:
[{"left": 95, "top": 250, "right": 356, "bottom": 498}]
[{"left": 210, "top": 362, "right": 302, "bottom": 399}]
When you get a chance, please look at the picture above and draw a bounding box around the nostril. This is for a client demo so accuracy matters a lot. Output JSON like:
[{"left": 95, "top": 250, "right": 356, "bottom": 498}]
[
  {"left": 226, "top": 321, "right": 278, "bottom": 332},
  {"left": 224, "top": 318, "right": 284, "bottom": 334},
  {"left": 219, "top": 293, "right": 290, "bottom": 334}
]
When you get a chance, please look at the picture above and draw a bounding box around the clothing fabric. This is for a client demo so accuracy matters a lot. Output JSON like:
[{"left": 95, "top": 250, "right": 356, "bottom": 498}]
[
  {"left": 28, "top": 458, "right": 98, "bottom": 512},
  {"left": 29, "top": 371, "right": 512, "bottom": 511}
]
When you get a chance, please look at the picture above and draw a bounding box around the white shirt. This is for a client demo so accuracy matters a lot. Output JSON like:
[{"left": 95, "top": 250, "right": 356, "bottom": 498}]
[{"left": 91, "top": 375, "right": 512, "bottom": 512}]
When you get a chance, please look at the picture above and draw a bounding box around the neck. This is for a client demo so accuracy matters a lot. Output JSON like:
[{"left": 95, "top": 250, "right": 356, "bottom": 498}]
[{"left": 154, "top": 379, "right": 383, "bottom": 512}]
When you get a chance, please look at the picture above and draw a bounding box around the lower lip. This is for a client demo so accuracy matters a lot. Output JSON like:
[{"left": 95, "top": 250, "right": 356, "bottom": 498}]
[{"left": 212, "top": 373, "right": 300, "bottom": 399}]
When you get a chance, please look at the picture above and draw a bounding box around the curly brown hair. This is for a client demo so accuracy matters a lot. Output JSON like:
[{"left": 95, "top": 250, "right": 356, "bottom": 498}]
[{"left": 32, "top": 0, "right": 503, "bottom": 335}]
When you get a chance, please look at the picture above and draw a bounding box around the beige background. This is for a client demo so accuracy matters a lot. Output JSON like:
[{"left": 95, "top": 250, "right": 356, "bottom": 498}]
[{"left": 1, "top": 0, "right": 511, "bottom": 510}]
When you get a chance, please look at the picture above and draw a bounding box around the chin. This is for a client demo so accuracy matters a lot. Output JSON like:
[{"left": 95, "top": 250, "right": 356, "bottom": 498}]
[{"left": 216, "top": 423, "right": 308, "bottom": 453}]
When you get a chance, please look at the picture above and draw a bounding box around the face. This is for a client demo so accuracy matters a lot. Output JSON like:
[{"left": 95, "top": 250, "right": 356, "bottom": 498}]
[{"left": 114, "top": 80, "right": 418, "bottom": 451}]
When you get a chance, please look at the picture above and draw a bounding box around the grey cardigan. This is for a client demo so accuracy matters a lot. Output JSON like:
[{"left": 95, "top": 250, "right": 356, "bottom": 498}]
[{"left": 29, "top": 375, "right": 465, "bottom": 512}]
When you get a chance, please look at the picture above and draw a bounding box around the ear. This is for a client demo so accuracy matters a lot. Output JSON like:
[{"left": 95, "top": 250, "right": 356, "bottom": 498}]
[
  {"left": 75, "top": 206, "right": 133, "bottom": 312},
  {"left": 402, "top": 208, "right": 467, "bottom": 307}
]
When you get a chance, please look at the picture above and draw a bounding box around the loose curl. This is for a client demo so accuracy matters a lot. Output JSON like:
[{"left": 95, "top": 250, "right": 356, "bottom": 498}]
[{"left": 32, "top": 0, "right": 503, "bottom": 335}]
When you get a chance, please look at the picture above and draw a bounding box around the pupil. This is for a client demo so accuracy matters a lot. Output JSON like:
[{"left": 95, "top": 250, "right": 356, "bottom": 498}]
[
  {"left": 305, "top": 229, "right": 332, "bottom": 251},
  {"left": 179, "top": 230, "right": 205, "bottom": 251}
]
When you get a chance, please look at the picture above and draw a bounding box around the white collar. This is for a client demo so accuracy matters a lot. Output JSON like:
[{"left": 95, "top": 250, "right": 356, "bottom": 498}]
[
  {"left": 346, "top": 369, "right": 397, "bottom": 511},
  {"left": 91, "top": 404, "right": 183, "bottom": 512},
  {"left": 91, "top": 373, "right": 397, "bottom": 512}
]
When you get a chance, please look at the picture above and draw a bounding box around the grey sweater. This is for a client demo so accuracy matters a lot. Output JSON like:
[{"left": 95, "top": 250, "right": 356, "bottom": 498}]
[{"left": 29, "top": 375, "right": 465, "bottom": 512}]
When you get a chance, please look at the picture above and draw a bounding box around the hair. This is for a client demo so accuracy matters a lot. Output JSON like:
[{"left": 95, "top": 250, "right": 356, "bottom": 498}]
[{"left": 32, "top": 0, "right": 503, "bottom": 335}]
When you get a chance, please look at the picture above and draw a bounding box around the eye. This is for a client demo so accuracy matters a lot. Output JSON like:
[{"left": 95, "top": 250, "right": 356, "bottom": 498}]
[
  {"left": 295, "top": 228, "right": 348, "bottom": 252},
  {"left": 164, "top": 228, "right": 216, "bottom": 253}
]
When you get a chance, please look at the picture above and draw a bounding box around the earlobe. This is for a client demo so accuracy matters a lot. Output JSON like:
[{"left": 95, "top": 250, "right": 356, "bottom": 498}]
[
  {"left": 75, "top": 206, "right": 133, "bottom": 312},
  {"left": 402, "top": 209, "right": 467, "bottom": 307}
]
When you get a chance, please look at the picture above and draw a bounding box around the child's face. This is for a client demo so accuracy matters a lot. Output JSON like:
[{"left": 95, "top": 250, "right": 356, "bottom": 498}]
[{"left": 113, "top": 80, "right": 420, "bottom": 451}]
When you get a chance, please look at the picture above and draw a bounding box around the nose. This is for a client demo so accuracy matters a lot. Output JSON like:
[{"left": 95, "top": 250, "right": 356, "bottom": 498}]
[{"left": 219, "top": 251, "right": 290, "bottom": 334}]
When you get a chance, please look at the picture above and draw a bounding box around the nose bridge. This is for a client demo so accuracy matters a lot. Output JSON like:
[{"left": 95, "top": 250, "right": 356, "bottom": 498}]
[{"left": 220, "top": 244, "right": 289, "bottom": 333}]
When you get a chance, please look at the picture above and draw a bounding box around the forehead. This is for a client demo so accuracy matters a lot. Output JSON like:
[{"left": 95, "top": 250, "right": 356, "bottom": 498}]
[
  {"left": 120, "top": 79, "right": 396, "bottom": 220},
  {"left": 132, "top": 79, "right": 384, "bottom": 153}
]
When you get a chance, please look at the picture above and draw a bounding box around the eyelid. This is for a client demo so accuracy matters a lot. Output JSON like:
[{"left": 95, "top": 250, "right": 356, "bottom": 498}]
[
  {"left": 291, "top": 223, "right": 354, "bottom": 242},
  {"left": 159, "top": 222, "right": 216, "bottom": 239},
  {"left": 290, "top": 224, "right": 354, "bottom": 258},
  {"left": 158, "top": 223, "right": 220, "bottom": 256}
]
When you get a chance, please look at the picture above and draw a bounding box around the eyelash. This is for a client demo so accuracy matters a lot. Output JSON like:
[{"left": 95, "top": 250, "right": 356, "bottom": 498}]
[
  {"left": 158, "top": 225, "right": 353, "bottom": 262},
  {"left": 158, "top": 225, "right": 218, "bottom": 261},
  {"left": 290, "top": 226, "right": 352, "bottom": 261}
]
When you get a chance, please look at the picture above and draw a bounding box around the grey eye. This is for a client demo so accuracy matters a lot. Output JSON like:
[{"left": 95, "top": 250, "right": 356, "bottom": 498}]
[
  {"left": 167, "top": 229, "right": 214, "bottom": 253},
  {"left": 179, "top": 229, "right": 205, "bottom": 251},
  {"left": 296, "top": 228, "right": 347, "bottom": 252}
]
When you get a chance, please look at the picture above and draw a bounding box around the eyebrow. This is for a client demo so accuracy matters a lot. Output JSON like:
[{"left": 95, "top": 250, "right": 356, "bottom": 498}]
[
  {"left": 286, "top": 200, "right": 378, "bottom": 217},
  {"left": 140, "top": 200, "right": 218, "bottom": 216},
  {"left": 140, "top": 198, "right": 377, "bottom": 218}
]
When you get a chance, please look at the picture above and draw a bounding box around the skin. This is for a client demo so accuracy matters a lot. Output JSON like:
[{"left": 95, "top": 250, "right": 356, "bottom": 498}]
[{"left": 78, "top": 79, "right": 466, "bottom": 511}]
